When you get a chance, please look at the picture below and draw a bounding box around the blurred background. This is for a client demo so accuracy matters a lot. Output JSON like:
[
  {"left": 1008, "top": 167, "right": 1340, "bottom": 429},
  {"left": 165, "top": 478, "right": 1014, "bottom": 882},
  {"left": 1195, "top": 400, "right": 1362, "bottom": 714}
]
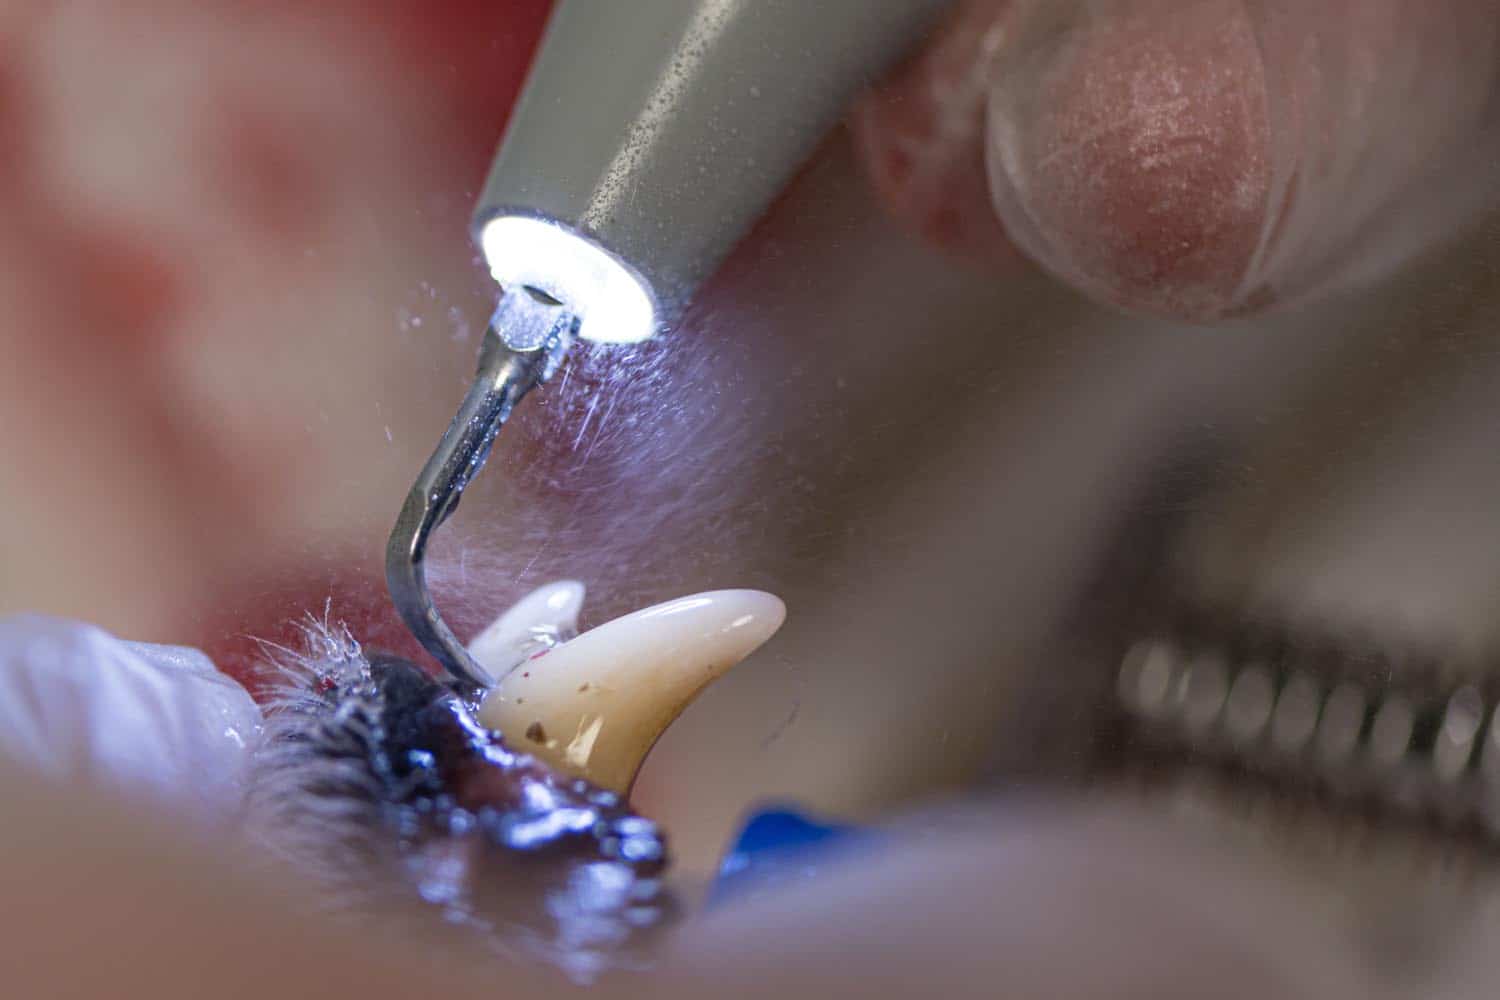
[{"left": 5, "top": 0, "right": 1500, "bottom": 878}]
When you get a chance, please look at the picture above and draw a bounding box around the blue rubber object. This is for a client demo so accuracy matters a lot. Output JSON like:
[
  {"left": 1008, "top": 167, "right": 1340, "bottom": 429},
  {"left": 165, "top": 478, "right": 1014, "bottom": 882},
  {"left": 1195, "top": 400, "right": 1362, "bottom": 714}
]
[{"left": 711, "top": 806, "right": 863, "bottom": 905}]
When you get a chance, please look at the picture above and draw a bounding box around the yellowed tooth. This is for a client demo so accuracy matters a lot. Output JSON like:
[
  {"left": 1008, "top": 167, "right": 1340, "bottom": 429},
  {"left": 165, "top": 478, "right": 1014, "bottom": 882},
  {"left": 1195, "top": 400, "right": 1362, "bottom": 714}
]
[{"left": 476, "top": 590, "right": 785, "bottom": 795}]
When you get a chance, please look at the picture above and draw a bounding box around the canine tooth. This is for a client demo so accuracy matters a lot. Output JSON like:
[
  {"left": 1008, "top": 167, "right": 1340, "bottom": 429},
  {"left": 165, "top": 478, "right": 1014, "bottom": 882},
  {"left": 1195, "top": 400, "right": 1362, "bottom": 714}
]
[
  {"left": 477, "top": 590, "right": 785, "bottom": 795},
  {"left": 468, "top": 580, "right": 585, "bottom": 678}
]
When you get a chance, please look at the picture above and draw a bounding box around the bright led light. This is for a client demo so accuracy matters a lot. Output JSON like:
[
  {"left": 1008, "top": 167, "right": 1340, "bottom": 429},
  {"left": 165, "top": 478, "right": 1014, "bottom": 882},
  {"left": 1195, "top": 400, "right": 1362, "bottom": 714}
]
[{"left": 479, "top": 215, "right": 657, "bottom": 344}]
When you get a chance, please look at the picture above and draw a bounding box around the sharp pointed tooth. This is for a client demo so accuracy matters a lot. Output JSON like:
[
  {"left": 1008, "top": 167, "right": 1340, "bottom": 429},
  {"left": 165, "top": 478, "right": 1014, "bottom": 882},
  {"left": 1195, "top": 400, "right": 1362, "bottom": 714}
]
[
  {"left": 468, "top": 580, "right": 585, "bottom": 678},
  {"left": 477, "top": 589, "right": 785, "bottom": 795}
]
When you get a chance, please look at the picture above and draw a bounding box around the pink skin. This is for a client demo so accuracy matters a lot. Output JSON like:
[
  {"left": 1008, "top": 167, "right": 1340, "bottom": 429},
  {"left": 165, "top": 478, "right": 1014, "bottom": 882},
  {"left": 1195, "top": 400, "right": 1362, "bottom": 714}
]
[{"left": 853, "top": 0, "right": 1500, "bottom": 321}]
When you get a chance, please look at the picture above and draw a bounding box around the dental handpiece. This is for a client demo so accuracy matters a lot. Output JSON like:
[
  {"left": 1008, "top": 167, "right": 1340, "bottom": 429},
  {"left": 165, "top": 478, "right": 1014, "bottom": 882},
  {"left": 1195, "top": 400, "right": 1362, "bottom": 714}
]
[{"left": 389, "top": 0, "right": 951, "bottom": 690}]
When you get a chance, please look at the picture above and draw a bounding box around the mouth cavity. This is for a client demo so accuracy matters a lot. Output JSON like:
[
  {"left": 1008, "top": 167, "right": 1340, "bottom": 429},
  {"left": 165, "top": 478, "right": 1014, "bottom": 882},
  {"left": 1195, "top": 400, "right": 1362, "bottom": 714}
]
[{"left": 243, "top": 582, "right": 785, "bottom": 980}]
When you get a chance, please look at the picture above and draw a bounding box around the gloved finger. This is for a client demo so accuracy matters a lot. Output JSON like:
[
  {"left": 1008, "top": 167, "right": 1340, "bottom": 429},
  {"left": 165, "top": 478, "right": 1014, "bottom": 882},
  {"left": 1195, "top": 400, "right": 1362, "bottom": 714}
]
[
  {"left": 0, "top": 775, "right": 1373, "bottom": 1000},
  {"left": 0, "top": 615, "right": 261, "bottom": 818},
  {"left": 851, "top": 0, "right": 1023, "bottom": 271},
  {"left": 855, "top": 0, "right": 1500, "bottom": 322},
  {"left": 669, "top": 801, "right": 1374, "bottom": 998}
]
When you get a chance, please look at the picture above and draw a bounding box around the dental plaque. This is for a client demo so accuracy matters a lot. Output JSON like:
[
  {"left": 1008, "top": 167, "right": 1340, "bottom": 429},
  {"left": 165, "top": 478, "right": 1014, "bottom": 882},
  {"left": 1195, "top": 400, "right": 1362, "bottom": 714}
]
[{"left": 247, "top": 583, "right": 784, "bottom": 979}]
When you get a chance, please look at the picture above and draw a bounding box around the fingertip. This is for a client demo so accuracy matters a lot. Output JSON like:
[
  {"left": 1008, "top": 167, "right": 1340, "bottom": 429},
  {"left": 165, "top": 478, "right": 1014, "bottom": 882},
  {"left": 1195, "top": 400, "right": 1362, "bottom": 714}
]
[{"left": 985, "top": 1, "right": 1274, "bottom": 320}]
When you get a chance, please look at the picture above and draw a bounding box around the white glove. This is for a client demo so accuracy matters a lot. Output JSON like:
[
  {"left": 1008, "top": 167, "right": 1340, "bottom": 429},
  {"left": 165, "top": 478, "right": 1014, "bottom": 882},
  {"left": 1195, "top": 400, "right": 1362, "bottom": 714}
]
[{"left": 0, "top": 615, "right": 262, "bottom": 819}]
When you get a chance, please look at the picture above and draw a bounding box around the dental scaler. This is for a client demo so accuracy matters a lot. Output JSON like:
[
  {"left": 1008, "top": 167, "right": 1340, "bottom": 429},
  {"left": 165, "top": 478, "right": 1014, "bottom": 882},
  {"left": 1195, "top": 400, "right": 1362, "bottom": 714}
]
[{"left": 388, "top": 0, "right": 950, "bottom": 690}]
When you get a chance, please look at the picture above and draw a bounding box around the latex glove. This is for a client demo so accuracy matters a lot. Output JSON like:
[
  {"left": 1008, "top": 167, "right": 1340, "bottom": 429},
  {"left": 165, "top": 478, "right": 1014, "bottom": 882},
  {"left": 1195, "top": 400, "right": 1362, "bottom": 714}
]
[
  {"left": 855, "top": 0, "right": 1500, "bottom": 321},
  {"left": 0, "top": 616, "right": 261, "bottom": 819}
]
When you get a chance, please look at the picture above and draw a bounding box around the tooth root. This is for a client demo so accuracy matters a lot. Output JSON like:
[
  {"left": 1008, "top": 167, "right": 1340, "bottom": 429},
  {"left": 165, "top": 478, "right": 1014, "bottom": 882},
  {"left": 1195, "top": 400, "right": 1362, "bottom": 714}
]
[
  {"left": 468, "top": 580, "right": 585, "bottom": 679},
  {"left": 477, "top": 589, "right": 785, "bottom": 795}
]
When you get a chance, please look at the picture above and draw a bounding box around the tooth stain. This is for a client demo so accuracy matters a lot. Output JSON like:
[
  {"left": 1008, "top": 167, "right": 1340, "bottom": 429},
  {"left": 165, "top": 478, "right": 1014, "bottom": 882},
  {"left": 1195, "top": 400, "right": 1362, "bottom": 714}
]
[{"left": 525, "top": 721, "right": 548, "bottom": 744}]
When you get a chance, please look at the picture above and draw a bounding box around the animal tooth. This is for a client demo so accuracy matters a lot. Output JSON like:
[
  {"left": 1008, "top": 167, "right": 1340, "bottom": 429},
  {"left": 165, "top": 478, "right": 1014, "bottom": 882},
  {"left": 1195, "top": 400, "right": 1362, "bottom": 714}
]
[
  {"left": 467, "top": 580, "right": 585, "bottom": 678},
  {"left": 476, "top": 590, "right": 785, "bottom": 795}
]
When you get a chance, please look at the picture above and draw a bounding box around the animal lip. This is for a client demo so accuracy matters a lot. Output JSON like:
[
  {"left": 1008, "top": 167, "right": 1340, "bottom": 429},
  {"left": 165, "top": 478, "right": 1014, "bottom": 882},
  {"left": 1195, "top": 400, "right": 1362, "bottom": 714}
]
[{"left": 246, "top": 631, "right": 673, "bottom": 980}]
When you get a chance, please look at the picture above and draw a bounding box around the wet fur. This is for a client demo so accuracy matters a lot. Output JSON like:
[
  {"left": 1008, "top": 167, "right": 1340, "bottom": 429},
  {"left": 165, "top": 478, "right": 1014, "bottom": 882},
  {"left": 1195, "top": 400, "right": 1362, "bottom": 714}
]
[{"left": 242, "top": 612, "right": 671, "bottom": 979}]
